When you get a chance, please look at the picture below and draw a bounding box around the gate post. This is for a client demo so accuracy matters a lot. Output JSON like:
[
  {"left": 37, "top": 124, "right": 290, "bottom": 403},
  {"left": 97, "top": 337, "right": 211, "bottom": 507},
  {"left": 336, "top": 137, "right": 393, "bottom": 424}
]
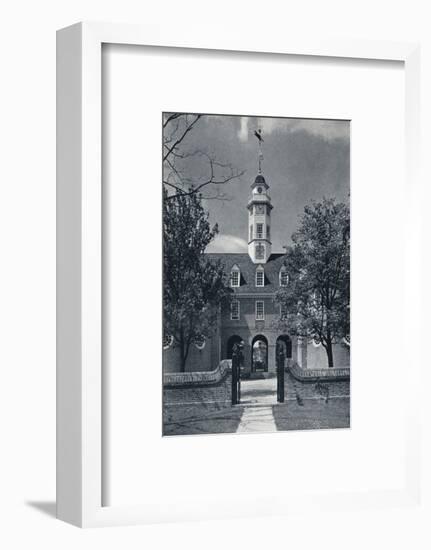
[
  {"left": 237, "top": 341, "right": 244, "bottom": 403},
  {"left": 277, "top": 345, "right": 285, "bottom": 403},
  {"left": 231, "top": 345, "right": 238, "bottom": 405}
]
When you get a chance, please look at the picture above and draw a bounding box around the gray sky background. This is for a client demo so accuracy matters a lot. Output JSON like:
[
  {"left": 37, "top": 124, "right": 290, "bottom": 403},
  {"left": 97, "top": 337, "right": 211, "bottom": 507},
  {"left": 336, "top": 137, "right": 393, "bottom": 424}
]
[{"left": 171, "top": 114, "right": 350, "bottom": 253}]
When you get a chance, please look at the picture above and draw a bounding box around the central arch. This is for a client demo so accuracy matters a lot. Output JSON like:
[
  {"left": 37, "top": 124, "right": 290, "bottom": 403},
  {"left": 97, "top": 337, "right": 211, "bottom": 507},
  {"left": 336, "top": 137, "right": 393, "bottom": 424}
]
[{"left": 251, "top": 334, "right": 268, "bottom": 372}]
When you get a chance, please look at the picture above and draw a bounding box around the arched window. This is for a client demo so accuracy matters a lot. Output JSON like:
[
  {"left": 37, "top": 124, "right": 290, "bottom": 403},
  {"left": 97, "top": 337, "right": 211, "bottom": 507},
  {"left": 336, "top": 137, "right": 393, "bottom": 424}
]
[
  {"left": 230, "top": 264, "right": 240, "bottom": 287},
  {"left": 255, "top": 265, "right": 264, "bottom": 287},
  {"left": 279, "top": 266, "right": 289, "bottom": 286}
]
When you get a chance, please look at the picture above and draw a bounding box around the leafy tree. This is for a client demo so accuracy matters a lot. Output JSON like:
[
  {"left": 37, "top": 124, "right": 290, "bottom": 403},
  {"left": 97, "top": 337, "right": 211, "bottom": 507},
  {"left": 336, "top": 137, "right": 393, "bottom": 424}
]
[
  {"left": 275, "top": 197, "right": 350, "bottom": 367},
  {"left": 163, "top": 189, "right": 231, "bottom": 371}
]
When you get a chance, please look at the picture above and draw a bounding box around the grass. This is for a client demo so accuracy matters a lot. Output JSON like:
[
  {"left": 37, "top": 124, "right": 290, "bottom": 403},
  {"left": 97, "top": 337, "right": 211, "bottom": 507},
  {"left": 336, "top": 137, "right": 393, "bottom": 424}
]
[
  {"left": 163, "top": 396, "right": 350, "bottom": 436},
  {"left": 163, "top": 401, "right": 244, "bottom": 436},
  {"left": 272, "top": 397, "right": 350, "bottom": 431}
]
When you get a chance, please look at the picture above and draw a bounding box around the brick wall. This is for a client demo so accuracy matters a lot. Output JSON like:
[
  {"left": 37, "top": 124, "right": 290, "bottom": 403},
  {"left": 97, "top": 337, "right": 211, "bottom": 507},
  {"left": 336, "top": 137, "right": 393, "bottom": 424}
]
[
  {"left": 163, "top": 361, "right": 231, "bottom": 406},
  {"left": 163, "top": 295, "right": 350, "bottom": 373},
  {"left": 285, "top": 373, "right": 350, "bottom": 401},
  {"left": 221, "top": 295, "right": 281, "bottom": 330},
  {"left": 220, "top": 296, "right": 297, "bottom": 373}
]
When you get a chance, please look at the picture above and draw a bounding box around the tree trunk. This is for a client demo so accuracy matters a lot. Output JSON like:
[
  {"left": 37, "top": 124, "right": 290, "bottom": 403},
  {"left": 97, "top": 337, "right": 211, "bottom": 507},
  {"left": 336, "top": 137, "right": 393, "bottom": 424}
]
[
  {"left": 326, "top": 341, "right": 334, "bottom": 368},
  {"left": 179, "top": 339, "right": 187, "bottom": 373},
  {"left": 179, "top": 338, "right": 190, "bottom": 373}
]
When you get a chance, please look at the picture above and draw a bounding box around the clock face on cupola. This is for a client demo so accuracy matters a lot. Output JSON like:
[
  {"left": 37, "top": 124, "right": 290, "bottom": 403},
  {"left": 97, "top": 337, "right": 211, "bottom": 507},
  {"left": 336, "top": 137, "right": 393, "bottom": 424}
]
[{"left": 247, "top": 129, "right": 273, "bottom": 264}]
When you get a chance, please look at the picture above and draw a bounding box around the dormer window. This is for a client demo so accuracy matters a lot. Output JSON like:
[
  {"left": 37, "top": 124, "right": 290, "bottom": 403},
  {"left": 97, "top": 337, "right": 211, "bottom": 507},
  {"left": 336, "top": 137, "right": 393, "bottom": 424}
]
[
  {"left": 255, "top": 265, "right": 264, "bottom": 287},
  {"left": 230, "top": 265, "right": 240, "bottom": 287},
  {"left": 279, "top": 266, "right": 289, "bottom": 287}
]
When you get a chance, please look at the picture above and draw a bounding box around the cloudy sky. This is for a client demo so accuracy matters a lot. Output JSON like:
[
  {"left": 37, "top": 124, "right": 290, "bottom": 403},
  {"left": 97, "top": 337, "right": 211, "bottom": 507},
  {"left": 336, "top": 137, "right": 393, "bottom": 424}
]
[{"left": 167, "top": 114, "right": 350, "bottom": 253}]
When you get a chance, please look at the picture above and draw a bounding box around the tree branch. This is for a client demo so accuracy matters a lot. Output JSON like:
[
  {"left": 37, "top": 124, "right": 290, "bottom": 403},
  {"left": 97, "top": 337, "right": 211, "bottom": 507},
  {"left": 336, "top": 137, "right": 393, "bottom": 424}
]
[
  {"left": 163, "top": 114, "right": 202, "bottom": 162},
  {"left": 163, "top": 113, "right": 182, "bottom": 129}
]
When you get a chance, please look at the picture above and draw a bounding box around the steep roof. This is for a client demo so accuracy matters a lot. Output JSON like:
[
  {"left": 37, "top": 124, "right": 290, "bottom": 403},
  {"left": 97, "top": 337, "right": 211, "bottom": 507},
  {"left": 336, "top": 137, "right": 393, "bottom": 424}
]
[{"left": 205, "top": 252, "right": 287, "bottom": 294}]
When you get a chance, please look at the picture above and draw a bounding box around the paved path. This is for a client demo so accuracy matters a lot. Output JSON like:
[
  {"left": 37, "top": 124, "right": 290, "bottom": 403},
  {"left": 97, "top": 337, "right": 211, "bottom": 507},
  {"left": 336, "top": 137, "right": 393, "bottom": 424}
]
[
  {"left": 236, "top": 377, "right": 278, "bottom": 433},
  {"left": 239, "top": 376, "right": 277, "bottom": 405},
  {"left": 236, "top": 405, "right": 277, "bottom": 433}
]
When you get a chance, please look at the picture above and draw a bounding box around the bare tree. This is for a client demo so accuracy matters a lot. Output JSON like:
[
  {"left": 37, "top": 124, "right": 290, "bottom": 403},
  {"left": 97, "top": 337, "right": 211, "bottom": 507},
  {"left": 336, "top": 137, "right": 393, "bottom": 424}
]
[{"left": 163, "top": 113, "right": 244, "bottom": 200}]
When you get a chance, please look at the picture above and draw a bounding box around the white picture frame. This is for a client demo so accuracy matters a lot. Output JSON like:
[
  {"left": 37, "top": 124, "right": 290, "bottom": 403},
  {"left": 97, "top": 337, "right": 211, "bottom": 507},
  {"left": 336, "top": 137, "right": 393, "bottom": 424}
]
[{"left": 56, "top": 21, "right": 421, "bottom": 527}]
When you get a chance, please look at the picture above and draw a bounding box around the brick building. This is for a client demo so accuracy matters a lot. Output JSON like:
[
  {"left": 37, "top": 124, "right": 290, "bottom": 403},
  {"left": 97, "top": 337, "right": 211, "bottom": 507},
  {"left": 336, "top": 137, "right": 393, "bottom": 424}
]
[{"left": 163, "top": 169, "right": 349, "bottom": 374}]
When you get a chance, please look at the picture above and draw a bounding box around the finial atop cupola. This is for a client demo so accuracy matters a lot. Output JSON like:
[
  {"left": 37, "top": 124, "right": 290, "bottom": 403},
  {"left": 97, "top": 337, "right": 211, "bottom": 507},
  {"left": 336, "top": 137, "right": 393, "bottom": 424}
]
[{"left": 254, "top": 128, "right": 264, "bottom": 175}]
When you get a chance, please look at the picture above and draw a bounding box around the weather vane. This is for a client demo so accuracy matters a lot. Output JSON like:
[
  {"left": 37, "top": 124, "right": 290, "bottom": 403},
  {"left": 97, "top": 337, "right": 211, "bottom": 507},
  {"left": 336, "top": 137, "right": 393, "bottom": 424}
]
[{"left": 254, "top": 128, "right": 264, "bottom": 174}]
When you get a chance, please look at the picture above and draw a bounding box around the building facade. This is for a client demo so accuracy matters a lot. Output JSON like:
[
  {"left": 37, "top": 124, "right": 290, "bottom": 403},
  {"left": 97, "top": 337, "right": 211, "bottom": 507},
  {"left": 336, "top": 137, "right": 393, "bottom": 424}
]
[{"left": 163, "top": 170, "right": 349, "bottom": 374}]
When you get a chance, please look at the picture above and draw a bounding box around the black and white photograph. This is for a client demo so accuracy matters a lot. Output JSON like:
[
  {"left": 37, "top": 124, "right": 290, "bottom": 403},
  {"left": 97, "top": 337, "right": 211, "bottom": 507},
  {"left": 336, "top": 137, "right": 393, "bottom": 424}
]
[
  {"left": 1, "top": 0, "right": 428, "bottom": 542},
  {"left": 162, "top": 112, "right": 350, "bottom": 436}
]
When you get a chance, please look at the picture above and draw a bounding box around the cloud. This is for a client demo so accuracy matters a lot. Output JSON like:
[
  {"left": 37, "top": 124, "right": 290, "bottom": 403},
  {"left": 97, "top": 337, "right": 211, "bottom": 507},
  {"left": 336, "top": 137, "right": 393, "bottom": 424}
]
[
  {"left": 287, "top": 119, "right": 350, "bottom": 141},
  {"left": 206, "top": 234, "right": 248, "bottom": 253},
  {"left": 237, "top": 117, "right": 249, "bottom": 142},
  {"left": 258, "top": 117, "right": 282, "bottom": 135},
  {"left": 237, "top": 116, "right": 349, "bottom": 143}
]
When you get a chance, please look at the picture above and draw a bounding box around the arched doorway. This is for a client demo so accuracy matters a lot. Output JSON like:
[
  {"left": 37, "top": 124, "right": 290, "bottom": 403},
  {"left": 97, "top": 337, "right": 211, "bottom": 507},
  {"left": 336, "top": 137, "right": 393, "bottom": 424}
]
[
  {"left": 227, "top": 335, "right": 242, "bottom": 359},
  {"left": 251, "top": 335, "right": 268, "bottom": 372},
  {"left": 276, "top": 335, "right": 292, "bottom": 361}
]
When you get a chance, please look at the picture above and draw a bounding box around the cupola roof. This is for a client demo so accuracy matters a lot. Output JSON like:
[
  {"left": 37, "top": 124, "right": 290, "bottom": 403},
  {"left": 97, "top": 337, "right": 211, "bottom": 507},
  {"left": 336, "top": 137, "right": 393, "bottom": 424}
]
[{"left": 251, "top": 173, "right": 269, "bottom": 189}]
